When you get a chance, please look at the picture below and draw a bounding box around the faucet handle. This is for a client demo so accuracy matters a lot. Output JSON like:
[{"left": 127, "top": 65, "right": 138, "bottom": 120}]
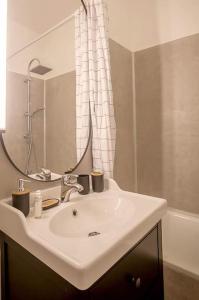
[
  {"left": 62, "top": 174, "right": 78, "bottom": 184},
  {"left": 41, "top": 168, "right": 51, "bottom": 175}
]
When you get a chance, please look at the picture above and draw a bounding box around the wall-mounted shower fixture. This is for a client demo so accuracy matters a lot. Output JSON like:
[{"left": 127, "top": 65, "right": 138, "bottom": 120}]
[
  {"left": 27, "top": 58, "right": 52, "bottom": 79},
  {"left": 24, "top": 58, "right": 51, "bottom": 175}
]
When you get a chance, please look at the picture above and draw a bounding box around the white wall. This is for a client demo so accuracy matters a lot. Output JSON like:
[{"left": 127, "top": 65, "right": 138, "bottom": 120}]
[
  {"left": 7, "top": 18, "right": 75, "bottom": 79},
  {"left": 7, "top": 19, "right": 39, "bottom": 57},
  {"left": 8, "top": 0, "right": 199, "bottom": 78},
  {"left": 107, "top": 0, "right": 199, "bottom": 52}
]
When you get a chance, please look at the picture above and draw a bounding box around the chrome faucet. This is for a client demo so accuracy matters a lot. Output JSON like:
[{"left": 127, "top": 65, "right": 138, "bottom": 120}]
[
  {"left": 41, "top": 168, "right": 51, "bottom": 180},
  {"left": 36, "top": 168, "right": 51, "bottom": 180},
  {"left": 61, "top": 174, "right": 83, "bottom": 202}
]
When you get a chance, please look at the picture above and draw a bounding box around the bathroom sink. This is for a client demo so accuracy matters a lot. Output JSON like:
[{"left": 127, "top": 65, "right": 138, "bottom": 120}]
[
  {"left": 0, "top": 179, "right": 167, "bottom": 290},
  {"left": 50, "top": 193, "right": 135, "bottom": 238}
]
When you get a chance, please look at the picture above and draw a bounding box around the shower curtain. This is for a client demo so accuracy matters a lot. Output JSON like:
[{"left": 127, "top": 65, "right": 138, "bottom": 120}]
[{"left": 75, "top": 0, "right": 116, "bottom": 177}]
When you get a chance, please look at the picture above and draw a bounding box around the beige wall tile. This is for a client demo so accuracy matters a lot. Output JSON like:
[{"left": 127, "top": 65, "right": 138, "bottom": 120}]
[
  {"left": 135, "top": 33, "right": 199, "bottom": 213},
  {"left": 45, "top": 71, "right": 77, "bottom": 174},
  {"left": 110, "top": 39, "right": 136, "bottom": 192},
  {"left": 45, "top": 71, "right": 92, "bottom": 175},
  {"left": 4, "top": 72, "right": 44, "bottom": 174}
]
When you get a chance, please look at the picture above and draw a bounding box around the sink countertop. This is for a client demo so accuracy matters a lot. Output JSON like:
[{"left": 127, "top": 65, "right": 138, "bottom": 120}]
[{"left": 0, "top": 179, "right": 167, "bottom": 290}]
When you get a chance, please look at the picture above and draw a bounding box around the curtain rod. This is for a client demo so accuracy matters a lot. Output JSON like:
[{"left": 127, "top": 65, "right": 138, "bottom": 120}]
[{"left": 8, "top": 1, "right": 88, "bottom": 60}]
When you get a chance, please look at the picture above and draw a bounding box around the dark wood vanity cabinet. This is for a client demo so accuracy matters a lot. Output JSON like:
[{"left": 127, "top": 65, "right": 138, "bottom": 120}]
[
  {"left": 90, "top": 223, "right": 163, "bottom": 300},
  {"left": 0, "top": 223, "right": 164, "bottom": 300}
]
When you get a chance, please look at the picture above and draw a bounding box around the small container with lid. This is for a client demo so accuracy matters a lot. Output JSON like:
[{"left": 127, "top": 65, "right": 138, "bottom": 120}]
[
  {"left": 91, "top": 171, "right": 104, "bottom": 193},
  {"left": 34, "top": 190, "right": 43, "bottom": 218}
]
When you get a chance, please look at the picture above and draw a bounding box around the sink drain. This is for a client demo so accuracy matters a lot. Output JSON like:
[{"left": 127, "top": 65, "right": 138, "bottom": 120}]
[
  {"left": 72, "top": 209, "right": 78, "bottom": 216},
  {"left": 88, "top": 232, "right": 101, "bottom": 237}
]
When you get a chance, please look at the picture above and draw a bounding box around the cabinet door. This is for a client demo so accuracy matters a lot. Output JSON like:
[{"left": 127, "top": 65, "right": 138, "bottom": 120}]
[
  {"left": 90, "top": 227, "right": 160, "bottom": 300},
  {"left": 147, "top": 278, "right": 164, "bottom": 300},
  {"left": 3, "top": 239, "right": 80, "bottom": 300}
]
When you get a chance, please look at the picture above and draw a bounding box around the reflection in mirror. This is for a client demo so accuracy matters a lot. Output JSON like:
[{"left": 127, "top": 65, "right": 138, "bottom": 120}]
[
  {"left": 2, "top": 0, "right": 135, "bottom": 191},
  {"left": 2, "top": 5, "right": 90, "bottom": 181}
]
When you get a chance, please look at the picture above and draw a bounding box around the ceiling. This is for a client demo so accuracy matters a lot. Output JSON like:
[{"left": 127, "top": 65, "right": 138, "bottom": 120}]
[
  {"left": 8, "top": 0, "right": 199, "bottom": 55},
  {"left": 8, "top": 0, "right": 81, "bottom": 33}
]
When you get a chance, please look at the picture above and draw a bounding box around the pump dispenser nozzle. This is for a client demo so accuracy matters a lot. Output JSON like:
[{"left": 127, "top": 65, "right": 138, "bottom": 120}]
[{"left": 18, "top": 179, "right": 31, "bottom": 192}]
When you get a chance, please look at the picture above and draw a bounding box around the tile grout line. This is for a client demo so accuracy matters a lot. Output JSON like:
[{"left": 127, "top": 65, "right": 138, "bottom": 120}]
[
  {"left": 132, "top": 52, "right": 138, "bottom": 192},
  {"left": 43, "top": 80, "right": 47, "bottom": 168}
]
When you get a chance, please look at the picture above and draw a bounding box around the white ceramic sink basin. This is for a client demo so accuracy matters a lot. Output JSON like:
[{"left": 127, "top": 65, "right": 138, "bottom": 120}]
[
  {"left": 0, "top": 179, "right": 167, "bottom": 290},
  {"left": 50, "top": 193, "right": 135, "bottom": 238}
]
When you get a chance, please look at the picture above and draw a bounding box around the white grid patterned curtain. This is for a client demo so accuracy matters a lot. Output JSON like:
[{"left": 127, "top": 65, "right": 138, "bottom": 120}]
[
  {"left": 75, "top": 0, "right": 116, "bottom": 177},
  {"left": 75, "top": 6, "right": 90, "bottom": 163}
]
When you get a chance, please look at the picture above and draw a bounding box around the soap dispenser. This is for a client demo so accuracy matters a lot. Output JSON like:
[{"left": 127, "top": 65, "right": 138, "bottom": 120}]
[{"left": 12, "top": 179, "right": 31, "bottom": 217}]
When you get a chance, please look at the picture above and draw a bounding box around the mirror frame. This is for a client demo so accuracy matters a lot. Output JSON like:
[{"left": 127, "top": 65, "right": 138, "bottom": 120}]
[
  {"left": 0, "top": 119, "right": 91, "bottom": 182},
  {"left": 0, "top": 0, "right": 7, "bottom": 133}
]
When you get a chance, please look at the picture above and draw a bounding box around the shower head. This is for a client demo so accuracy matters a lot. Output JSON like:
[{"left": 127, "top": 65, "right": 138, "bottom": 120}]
[
  {"left": 30, "top": 65, "right": 52, "bottom": 75},
  {"left": 27, "top": 58, "right": 52, "bottom": 78}
]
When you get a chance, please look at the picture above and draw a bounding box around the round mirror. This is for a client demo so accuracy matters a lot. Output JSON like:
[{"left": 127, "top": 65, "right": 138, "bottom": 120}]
[{"left": 2, "top": 8, "right": 91, "bottom": 182}]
